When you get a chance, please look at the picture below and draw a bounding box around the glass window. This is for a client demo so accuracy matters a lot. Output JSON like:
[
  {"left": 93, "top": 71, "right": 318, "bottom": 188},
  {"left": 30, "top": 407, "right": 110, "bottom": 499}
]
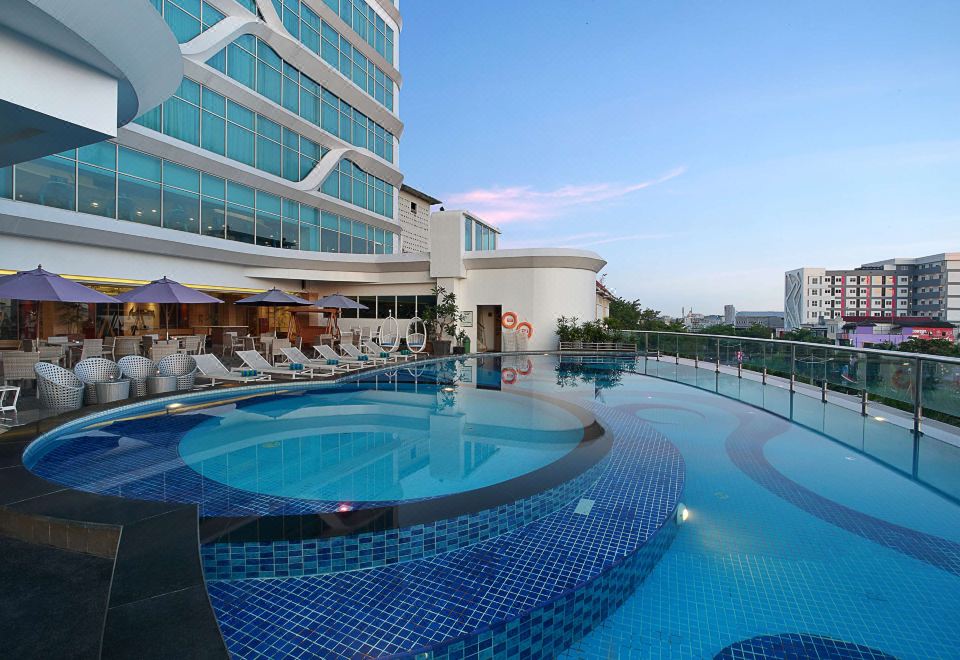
[
  {"left": 225, "top": 202, "right": 255, "bottom": 244},
  {"left": 0, "top": 166, "right": 11, "bottom": 199},
  {"left": 163, "top": 161, "right": 199, "bottom": 192},
  {"left": 256, "top": 210, "right": 281, "bottom": 247},
  {"left": 163, "top": 186, "right": 200, "bottom": 233},
  {"left": 301, "top": 222, "right": 320, "bottom": 251},
  {"left": 464, "top": 216, "right": 473, "bottom": 251},
  {"left": 416, "top": 295, "right": 437, "bottom": 318},
  {"left": 76, "top": 163, "right": 115, "bottom": 218},
  {"left": 201, "top": 195, "right": 226, "bottom": 238},
  {"left": 201, "top": 111, "right": 225, "bottom": 154},
  {"left": 14, "top": 156, "right": 75, "bottom": 210},
  {"left": 358, "top": 295, "right": 376, "bottom": 319},
  {"left": 376, "top": 296, "right": 396, "bottom": 318},
  {"left": 119, "top": 147, "right": 161, "bottom": 181},
  {"left": 78, "top": 142, "right": 116, "bottom": 170},
  {"left": 118, "top": 174, "right": 161, "bottom": 226},
  {"left": 321, "top": 227, "right": 338, "bottom": 252},
  {"left": 396, "top": 296, "right": 415, "bottom": 319},
  {"left": 162, "top": 96, "right": 200, "bottom": 145}
]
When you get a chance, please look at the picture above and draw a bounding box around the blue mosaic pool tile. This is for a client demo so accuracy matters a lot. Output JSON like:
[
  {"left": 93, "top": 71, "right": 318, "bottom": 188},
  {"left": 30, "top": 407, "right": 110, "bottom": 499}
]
[
  {"left": 714, "top": 633, "right": 896, "bottom": 659},
  {"left": 201, "top": 456, "right": 609, "bottom": 579},
  {"left": 206, "top": 404, "right": 685, "bottom": 658}
]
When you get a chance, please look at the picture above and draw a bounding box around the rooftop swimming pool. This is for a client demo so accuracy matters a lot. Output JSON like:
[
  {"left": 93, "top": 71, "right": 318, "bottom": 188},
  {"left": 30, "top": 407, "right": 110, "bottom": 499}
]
[{"left": 21, "top": 354, "right": 960, "bottom": 658}]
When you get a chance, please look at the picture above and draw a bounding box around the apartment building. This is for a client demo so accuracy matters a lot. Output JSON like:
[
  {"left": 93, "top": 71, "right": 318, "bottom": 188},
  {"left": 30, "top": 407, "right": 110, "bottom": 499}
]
[{"left": 785, "top": 253, "right": 960, "bottom": 329}]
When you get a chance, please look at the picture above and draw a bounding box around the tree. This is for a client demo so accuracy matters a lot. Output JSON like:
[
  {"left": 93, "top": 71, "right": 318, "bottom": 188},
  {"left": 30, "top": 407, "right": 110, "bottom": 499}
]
[
  {"left": 781, "top": 327, "right": 833, "bottom": 344},
  {"left": 895, "top": 337, "right": 960, "bottom": 357}
]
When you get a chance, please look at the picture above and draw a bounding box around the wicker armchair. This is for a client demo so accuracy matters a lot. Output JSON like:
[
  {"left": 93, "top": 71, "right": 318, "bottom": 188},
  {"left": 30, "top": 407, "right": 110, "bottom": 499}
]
[
  {"left": 115, "top": 337, "right": 141, "bottom": 359},
  {"left": 38, "top": 345, "right": 64, "bottom": 365},
  {"left": 150, "top": 344, "right": 179, "bottom": 361},
  {"left": 74, "top": 358, "right": 122, "bottom": 404},
  {"left": 157, "top": 354, "right": 197, "bottom": 390},
  {"left": 2, "top": 352, "right": 40, "bottom": 387},
  {"left": 80, "top": 338, "right": 103, "bottom": 361},
  {"left": 118, "top": 355, "right": 156, "bottom": 398},
  {"left": 34, "top": 362, "right": 84, "bottom": 411}
]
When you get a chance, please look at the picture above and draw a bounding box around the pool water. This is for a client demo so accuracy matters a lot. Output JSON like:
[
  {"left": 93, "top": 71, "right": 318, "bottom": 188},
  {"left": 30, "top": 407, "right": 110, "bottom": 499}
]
[
  {"left": 177, "top": 386, "right": 584, "bottom": 502},
  {"left": 22, "top": 354, "right": 960, "bottom": 658}
]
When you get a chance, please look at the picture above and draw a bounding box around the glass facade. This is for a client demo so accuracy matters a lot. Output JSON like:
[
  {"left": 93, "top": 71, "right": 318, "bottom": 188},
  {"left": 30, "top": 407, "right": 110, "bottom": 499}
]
[
  {"left": 321, "top": 159, "right": 393, "bottom": 218},
  {"left": 320, "top": 0, "right": 394, "bottom": 65},
  {"left": 0, "top": 147, "right": 395, "bottom": 254},
  {"left": 208, "top": 35, "right": 394, "bottom": 163},
  {"left": 344, "top": 294, "right": 435, "bottom": 319},
  {"left": 464, "top": 215, "right": 497, "bottom": 251},
  {"left": 135, "top": 78, "right": 328, "bottom": 182},
  {"left": 273, "top": 0, "right": 395, "bottom": 112},
  {"left": 150, "top": 0, "right": 224, "bottom": 43}
]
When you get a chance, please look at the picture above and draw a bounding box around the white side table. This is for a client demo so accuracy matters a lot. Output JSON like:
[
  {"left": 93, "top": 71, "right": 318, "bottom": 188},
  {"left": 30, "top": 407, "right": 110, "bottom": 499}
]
[{"left": 0, "top": 385, "right": 20, "bottom": 414}]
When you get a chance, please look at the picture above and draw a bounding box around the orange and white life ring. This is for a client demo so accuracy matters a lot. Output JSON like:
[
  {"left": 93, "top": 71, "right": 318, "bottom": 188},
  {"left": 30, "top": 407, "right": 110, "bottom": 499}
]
[
  {"left": 517, "top": 359, "right": 533, "bottom": 376},
  {"left": 501, "top": 311, "right": 518, "bottom": 329},
  {"left": 515, "top": 321, "right": 533, "bottom": 338},
  {"left": 501, "top": 368, "right": 518, "bottom": 384}
]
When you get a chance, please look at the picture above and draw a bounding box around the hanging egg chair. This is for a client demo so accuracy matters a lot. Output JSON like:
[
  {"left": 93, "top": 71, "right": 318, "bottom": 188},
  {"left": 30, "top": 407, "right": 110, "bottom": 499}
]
[
  {"left": 378, "top": 310, "right": 401, "bottom": 352},
  {"left": 405, "top": 316, "right": 427, "bottom": 354}
]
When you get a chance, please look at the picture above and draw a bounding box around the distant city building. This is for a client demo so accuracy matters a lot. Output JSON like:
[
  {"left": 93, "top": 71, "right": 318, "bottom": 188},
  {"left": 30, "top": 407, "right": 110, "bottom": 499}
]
[
  {"left": 785, "top": 252, "right": 960, "bottom": 329},
  {"left": 398, "top": 185, "right": 441, "bottom": 254},
  {"left": 840, "top": 317, "right": 956, "bottom": 349},
  {"left": 735, "top": 311, "right": 784, "bottom": 330},
  {"left": 724, "top": 304, "right": 736, "bottom": 324},
  {"left": 596, "top": 279, "right": 616, "bottom": 320},
  {"left": 682, "top": 311, "right": 723, "bottom": 330}
]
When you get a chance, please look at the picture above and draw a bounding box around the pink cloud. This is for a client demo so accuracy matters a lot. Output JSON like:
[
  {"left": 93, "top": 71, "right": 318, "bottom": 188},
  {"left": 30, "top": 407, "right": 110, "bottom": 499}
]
[{"left": 444, "top": 167, "right": 686, "bottom": 224}]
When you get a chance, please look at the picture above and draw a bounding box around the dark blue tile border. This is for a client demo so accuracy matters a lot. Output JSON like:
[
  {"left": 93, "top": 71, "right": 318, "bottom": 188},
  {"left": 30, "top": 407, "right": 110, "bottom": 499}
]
[{"left": 714, "top": 633, "right": 897, "bottom": 659}]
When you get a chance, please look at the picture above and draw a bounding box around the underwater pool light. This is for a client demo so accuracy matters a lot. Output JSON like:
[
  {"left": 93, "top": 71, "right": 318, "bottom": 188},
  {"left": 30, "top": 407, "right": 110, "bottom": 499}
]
[
  {"left": 676, "top": 503, "right": 689, "bottom": 524},
  {"left": 165, "top": 403, "right": 184, "bottom": 412},
  {"left": 874, "top": 416, "right": 886, "bottom": 422},
  {"left": 442, "top": 386, "right": 455, "bottom": 393}
]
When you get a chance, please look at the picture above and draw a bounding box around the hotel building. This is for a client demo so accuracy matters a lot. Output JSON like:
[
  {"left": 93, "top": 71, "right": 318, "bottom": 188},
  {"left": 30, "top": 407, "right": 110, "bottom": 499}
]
[
  {"left": 784, "top": 253, "right": 960, "bottom": 329},
  {"left": 0, "top": 0, "right": 604, "bottom": 351}
]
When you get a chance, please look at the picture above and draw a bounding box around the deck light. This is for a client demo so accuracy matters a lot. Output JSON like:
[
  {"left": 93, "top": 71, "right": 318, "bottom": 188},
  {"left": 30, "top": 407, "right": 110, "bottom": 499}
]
[
  {"left": 676, "top": 503, "right": 689, "bottom": 524},
  {"left": 873, "top": 416, "right": 886, "bottom": 422},
  {"left": 166, "top": 403, "right": 183, "bottom": 412}
]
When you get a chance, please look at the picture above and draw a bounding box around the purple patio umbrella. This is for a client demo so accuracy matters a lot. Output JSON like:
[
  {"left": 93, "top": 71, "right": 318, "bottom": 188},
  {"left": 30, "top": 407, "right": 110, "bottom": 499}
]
[
  {"left": 236, "top": 288, "right": 312, "bottom": 335},
  {"left": 313, "top": 293, "right": 368, "bottom": 310},
  {"left": 235, "top": 288, "right": 312, "bottom": 307},
  {"left": 116, "top": 276, "right": 221, "bottom": 335},
  {"left": 0, "top": 265, "right": 120, "bottom": 340}
]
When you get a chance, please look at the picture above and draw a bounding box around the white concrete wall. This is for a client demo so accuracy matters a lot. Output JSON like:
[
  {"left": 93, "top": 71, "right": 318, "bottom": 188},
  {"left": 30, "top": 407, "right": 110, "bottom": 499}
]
[{"left": 459, "top": 266, "right": 597, "bottom": 351}]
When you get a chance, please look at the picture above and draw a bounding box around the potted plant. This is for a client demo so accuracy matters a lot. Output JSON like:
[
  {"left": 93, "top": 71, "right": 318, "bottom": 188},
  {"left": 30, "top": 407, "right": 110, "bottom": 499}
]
[
  {"left": 422, "top": 285, "right": 462, "bottom": 356},
  {"left": 453, "top": 330, "right": 469, "bottom": 355}
]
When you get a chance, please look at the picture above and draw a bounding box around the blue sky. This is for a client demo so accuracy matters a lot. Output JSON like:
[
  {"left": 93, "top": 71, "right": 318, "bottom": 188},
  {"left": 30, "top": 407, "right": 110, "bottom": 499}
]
[{"left": 397, "top": 1, "right": 960, "bottom": 316}]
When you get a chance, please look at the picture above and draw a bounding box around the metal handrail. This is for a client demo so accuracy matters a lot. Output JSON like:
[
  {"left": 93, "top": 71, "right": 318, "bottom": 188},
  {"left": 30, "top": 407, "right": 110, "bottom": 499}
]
[{"left": 618, "top": 330, "right": 960, "bottom": 366}]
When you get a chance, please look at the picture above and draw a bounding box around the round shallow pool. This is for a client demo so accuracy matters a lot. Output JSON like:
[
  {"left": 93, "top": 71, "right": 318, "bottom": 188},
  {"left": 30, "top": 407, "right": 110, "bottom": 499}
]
[{"left": 24, "top": 378, "right": 597, "bottom": 514}]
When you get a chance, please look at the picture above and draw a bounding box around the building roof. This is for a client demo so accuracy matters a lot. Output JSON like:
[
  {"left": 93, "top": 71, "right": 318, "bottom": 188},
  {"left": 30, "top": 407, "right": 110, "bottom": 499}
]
[
  {"left": 400, "top": 184, "right": 442, "bottom": 206},
  {"left": 596, "top": 280, "right": 616, "bottom": 300},
  {"left": 841, "top": 316, "right": 956, "bottom": 329}
]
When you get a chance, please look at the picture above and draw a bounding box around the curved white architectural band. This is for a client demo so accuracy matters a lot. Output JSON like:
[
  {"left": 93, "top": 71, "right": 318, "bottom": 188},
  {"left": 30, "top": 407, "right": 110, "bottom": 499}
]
[{"left": 182, "top": 16, "right": 403, "bottom": 136}]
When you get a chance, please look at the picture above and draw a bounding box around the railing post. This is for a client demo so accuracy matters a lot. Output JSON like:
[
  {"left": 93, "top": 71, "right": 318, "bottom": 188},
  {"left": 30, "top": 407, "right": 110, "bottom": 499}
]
[
  {"left": 715, "top": 338, "right": 721, "bottom": 373},
  {"left": 821, "top": 380, "right": 827, "bottom": 403},
  {"left": 861, "top": 389, "right": 868, "bottom": 416},
  {"left": 913, "top": 357, "right": 923, "bottom": 437},
  {"left": 789, "top": 345, "right": 796, "bottom": 392}
]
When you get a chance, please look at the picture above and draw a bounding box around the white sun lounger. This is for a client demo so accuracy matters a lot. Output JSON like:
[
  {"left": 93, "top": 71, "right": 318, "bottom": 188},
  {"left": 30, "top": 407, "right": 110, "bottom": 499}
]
[
  {"left": 364, "top": 340, "right": 413, "bottom": 362},
  {"left": 312, "top": 345, "right": 370, "bottom": 370},
  {"left": 236, "top": 350, "right": 325, "bottom": 379},
  {"left": 340, "top": 342, "right": 389, "bottom": 365},
  {"left": 280, "top": 347, "right": 362, "bottom": 373},
  {"left": 194, "top": 354, "right": 273, "bottom": 386}
]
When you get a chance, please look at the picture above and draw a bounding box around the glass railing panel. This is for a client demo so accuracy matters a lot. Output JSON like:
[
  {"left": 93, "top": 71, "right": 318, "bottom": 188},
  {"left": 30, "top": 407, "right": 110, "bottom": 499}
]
[
  {"left": 764, "top": 342, "right": 793, "bottom": 382},
  {"left": 920, "top": 358, "right": 960, "bottom": 426},
  {"left": 716, "top": 371, "right": 740, "bottom": 398},
  {"left": 676, "top": 363, "right": 697, "bottom": 386},
  {"left": 823, "top": 402, "right": 866, "bottom": 451},
  {"left": 762, "top": 383, "right": 792, "bottom": 418},
  {"left": 917, "top": 435, "right": 960, "bottom": 500},
  {"left": 862, "top": 415, "right": 914, "bottom": 474},
  {"left": 793, "top": 393, "right": 825, "bottom": 433},
  {"left": 865, "top": 352, "right": 917, "bottom": 410},
  {"left": 739, "top": 377, "right": 765, "bottom": 408}
]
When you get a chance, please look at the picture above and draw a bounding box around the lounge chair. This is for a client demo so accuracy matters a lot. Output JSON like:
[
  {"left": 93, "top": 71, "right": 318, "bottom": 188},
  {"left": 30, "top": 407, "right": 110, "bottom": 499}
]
[
  {"left": 364, "top": 340, "right": 413, "bottom": 362},
  {"left": 194, "top": 354, "right": 272, "bottom": 386},
  {"left": 235, "top": 350, "right": 323, "bottom": 380},
  {"left": 280, "top": 347, "right": 361, "bottom": 374},
  {"left": 314, "top": 344, "right": 371, "bottom": 369},
  {"left": 340, "top": 342, "right": 389, "bottom": 365}
]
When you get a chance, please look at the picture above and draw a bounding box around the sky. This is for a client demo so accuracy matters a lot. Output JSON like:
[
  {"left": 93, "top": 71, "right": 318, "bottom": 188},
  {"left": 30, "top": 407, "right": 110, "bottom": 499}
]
[{"left": 395, "top": 1, "right": 960, "bottom": 317}]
